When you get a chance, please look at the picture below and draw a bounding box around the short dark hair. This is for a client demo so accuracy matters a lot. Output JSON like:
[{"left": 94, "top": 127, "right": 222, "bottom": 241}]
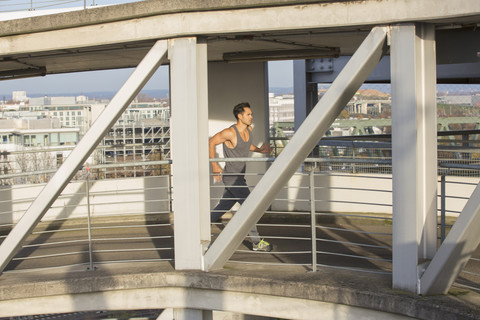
[{"left": 233, "top": 102, "right": 251, "bottom": 120}]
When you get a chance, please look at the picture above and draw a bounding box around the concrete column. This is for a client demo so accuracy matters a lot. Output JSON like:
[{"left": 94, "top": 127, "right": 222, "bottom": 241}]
[
  {"left": 169, "top": 37, "right": 210, "bottom": 270},
  {"left": 391, "top": 23, "right": 438, "bottom": 293}
]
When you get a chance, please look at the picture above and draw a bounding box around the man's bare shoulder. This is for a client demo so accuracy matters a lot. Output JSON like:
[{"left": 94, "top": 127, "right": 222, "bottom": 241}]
[{"left": 220, "top": 126, "right": 236, "bottom": 139}]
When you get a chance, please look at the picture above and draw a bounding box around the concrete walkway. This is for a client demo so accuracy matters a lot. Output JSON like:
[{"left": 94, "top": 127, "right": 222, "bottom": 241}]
[{"left": 0, "top": 261, "right": 478, "bottom": 319}]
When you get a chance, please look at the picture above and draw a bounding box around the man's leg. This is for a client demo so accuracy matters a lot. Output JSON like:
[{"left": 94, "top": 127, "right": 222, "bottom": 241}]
[
  {"left": 211, "top": 187, "right": 236, "bottom": 222},
  {"left": 229, "top": 178, "right": 262, "bottom": 244}
]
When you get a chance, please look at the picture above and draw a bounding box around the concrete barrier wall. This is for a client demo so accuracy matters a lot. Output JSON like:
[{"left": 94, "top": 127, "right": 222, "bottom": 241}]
[
  {"left": 0, "top": 174, "right": 476, "bottom": 225},
  {"left": 0, "top": 176, "right": 170, "bottom": 224}
]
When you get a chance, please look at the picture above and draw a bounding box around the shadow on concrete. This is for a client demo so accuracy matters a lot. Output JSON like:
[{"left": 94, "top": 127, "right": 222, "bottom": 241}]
[
  {"left": 4, "top": 180, "right": 92, "bottom": 272},
  {"left": 144, "top": 175, "right": 174, "bottom": 268}
]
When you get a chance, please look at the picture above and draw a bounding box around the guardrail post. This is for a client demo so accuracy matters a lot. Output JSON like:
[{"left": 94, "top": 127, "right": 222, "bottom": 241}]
[
  {"left": 440, "top": 174, "right": 446, "bottom": 243},
  {"left": 310, "top": 169, "right": 317, "bottom": 272},
  {"left": 352, "top": 147, "right": 356, "bottom": 174},
  {"left": 85, "top": 166, "right": 94, "bottom": 271}
]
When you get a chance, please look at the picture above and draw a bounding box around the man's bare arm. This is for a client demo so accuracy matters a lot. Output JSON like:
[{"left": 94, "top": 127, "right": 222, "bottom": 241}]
[
  {"left": 250, "top": 142, "right": 272, "bottom": 154},
  {"left": 209, "top": 128, "right": 234, "bottom": 182}
]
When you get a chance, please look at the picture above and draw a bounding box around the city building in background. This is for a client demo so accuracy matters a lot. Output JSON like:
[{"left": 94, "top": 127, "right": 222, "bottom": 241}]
[{"left": 0, "top": 92, "right": 171, "bottom": 183}]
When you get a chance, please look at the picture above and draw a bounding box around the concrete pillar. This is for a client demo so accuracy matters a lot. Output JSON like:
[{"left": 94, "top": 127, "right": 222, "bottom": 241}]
[
  {"left": 391, "top": 23, "right": 438, "bottom": 293},
  {"left": 169, "top": 37, "right": 210, "bottom": 270}
]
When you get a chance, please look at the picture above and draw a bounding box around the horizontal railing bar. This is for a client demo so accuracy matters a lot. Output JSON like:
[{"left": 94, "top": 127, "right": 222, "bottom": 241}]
[
  {"left": 442, "top": 180, "right": 480, "bottom": 186},
  {"left": 93, "top": 236, "right": 173, "bottom": 242},
  {"left": 39, "top": 211, "right": 172, "bottom": 223},
  {"left": 93, "top": 248, "right": 172, "bottom": 253},
  {"left": 315, "top": 212, "right": 393, "bottom": 221},
  {"left": 236, "top": 249, "right": 312, "bottom": 254},
  {"left": 313, "top": 199, "right": 392, "bottom": 207},
  {"left": 3, "top": 263, "right": 91, "bottom": 274},
  {"left": 0, "top": 161, "right": 172, "bottom": 179},
  {"left": 91, "top": 223, "right": 172, "bottom": 230},
  {"left": 32, "top": 227, "right": 88, "bottom": 235},
  {"left": 316, "top": 251, "right": 392, "bottom": 262},
  {"left": 317, "top": 238, "right": 392, "bottom": 250},
  {"left": 313, "top": 263, "right": 392, "bottom": 275},
  {"left": 452, "top": 283, "right": 480, "bottom": 293},
  {"left": 461, "top": 270, "right": 480, "bottom": 277},
  {"left": 94, "top": 259, "right": 174, "bottom": 265},
  {"left": 13, "top": 250, "right": 90, "bottom": 261},
  {"left": 22, "top": 239, "right": 89, "bottom": 248},
  {"left": 316, "top": 225, "right": 392, "bottom": 236},
  {"left": 229, "top": 260, "right": 311, "bottom": 267}
]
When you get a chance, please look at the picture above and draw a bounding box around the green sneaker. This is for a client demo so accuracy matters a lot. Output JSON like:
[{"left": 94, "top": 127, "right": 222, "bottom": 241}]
[{"left": 252, "top": 239, "right": 273, "bottom": 252}]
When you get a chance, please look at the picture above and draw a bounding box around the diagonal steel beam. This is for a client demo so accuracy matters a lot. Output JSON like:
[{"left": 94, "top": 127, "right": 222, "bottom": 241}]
[
  {"left": 0, "top": 40, "right": 168, "bottom": 274},
  {"left": 203, "top": 27, "right": 389, "bottom": 271},
  {"left": 420, "top": 182, "right": 480, "bottom": 295}
]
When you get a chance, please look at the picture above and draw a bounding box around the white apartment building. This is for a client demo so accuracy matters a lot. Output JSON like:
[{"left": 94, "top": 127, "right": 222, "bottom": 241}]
[
  {"left": 269, "top": 93, "right": 294, "bottom": 125},
  {"left": 0, "top": 118, "right": 80, "bottom": 183},
  {"left": 12, "top": 91, "right": 27, "bottom": 103},
  {"left": 0, "top": 97, "right": 171, "bottom": 182}
]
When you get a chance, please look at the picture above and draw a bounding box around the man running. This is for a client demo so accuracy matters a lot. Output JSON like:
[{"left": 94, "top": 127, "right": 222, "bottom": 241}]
[{"left": 209, "top": 102, "right": 273, "bottom": 252}]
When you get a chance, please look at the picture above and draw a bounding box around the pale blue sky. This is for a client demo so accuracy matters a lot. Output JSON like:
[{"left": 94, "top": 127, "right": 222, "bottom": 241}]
[
  {"left": 0, "top": 61, "right": 293, "bottom": 96},
  {"left": 0, "top": 1, "right": 294, "bottom": 97}
]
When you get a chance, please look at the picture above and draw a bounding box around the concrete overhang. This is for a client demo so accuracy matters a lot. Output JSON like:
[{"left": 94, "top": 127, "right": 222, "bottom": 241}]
[{"left": 0, "top": 0, "right": 479, "bottom": 80}]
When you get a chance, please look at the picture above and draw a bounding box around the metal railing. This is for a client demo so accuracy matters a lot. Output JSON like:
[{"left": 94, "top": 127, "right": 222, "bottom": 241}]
[
  {"left": 270, "top": 129, "right": 480, "bottom": 176},
  {"left": 0, "top": 161, "right": 173, "bottom": 273},
  {"left": 0, "top": 158, "right": 477, "bottom": 293},
  {"left": 0, "top": 0, "right": 140, "bottom": 13},
  {"left": 210, "top": 157, "right": 394, "bottom": 275}
]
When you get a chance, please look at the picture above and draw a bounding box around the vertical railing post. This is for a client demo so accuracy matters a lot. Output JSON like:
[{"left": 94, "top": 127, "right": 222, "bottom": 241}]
[
  {"left": 352, "top": 146, "right": 356, "bottom": 174},
  {"left": 440, "top": 174, "right": 446, "bottom": 243},
  {"left": 310, "top": 168, "right": 317, "bottom": 272},
  {"left": 85, "top": 165, "right": 94, "bottom": 271}
]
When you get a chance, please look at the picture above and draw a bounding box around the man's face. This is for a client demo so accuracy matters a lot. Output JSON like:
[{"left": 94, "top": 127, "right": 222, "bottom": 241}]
[{"left": 239, "top": 107, "right": 253, "bottom": 126}]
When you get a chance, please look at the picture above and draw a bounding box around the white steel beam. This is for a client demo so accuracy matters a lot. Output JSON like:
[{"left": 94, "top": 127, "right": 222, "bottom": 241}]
[
  {"left": 0, "top": 40, "right": 168, "bottom": 273},
  {"left": 390, "top": 23, "right": 438, "bottom": 293},
  {"left": 168, "top": 37, "right": 210, "bottom": 270},
  {"left": 420, "top": 182, "right": 480, "bottom": 295},
  {"left": 203, "top": 26, "right": 389, "bottom": 271}
]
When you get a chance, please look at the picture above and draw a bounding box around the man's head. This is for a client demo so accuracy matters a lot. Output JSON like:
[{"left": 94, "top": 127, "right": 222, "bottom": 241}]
[{"left": 233, "top": 102, "right": 251, "bottom": 120}]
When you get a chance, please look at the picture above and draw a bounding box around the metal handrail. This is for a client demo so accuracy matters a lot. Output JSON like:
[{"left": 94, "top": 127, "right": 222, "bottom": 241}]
[{"left": 0, "top": 157, "right": 477, "bottom": 293}]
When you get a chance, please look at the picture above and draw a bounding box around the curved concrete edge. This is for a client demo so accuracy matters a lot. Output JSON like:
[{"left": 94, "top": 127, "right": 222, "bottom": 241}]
[
  {"left": 0, "top": 263, "right": 478, "bottom": 319},
  {"left": 0, "top": 286, "right": 413, "bottom": 320},
  {"left": 0, "top": 0, "right": 338, "bottom": 36},
  {"left": 1, "top": 0, "right": 479, "bottom": 37}
]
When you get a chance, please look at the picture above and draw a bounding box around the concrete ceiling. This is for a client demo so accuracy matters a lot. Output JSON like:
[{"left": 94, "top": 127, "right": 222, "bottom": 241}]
[{"left": 0, "top": 0, "right": 479, "bottom": 80}]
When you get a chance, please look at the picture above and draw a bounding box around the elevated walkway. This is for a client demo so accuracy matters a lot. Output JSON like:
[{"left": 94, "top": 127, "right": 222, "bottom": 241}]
[
  {"left": 0, "top": 212, "right": 478, "bottom": 319},
  {"left": 0, "top": 1, "right": 479, "bottom": 318},
  {"left": 0, "top": 261, "right": 478, "bottom": 319}
]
